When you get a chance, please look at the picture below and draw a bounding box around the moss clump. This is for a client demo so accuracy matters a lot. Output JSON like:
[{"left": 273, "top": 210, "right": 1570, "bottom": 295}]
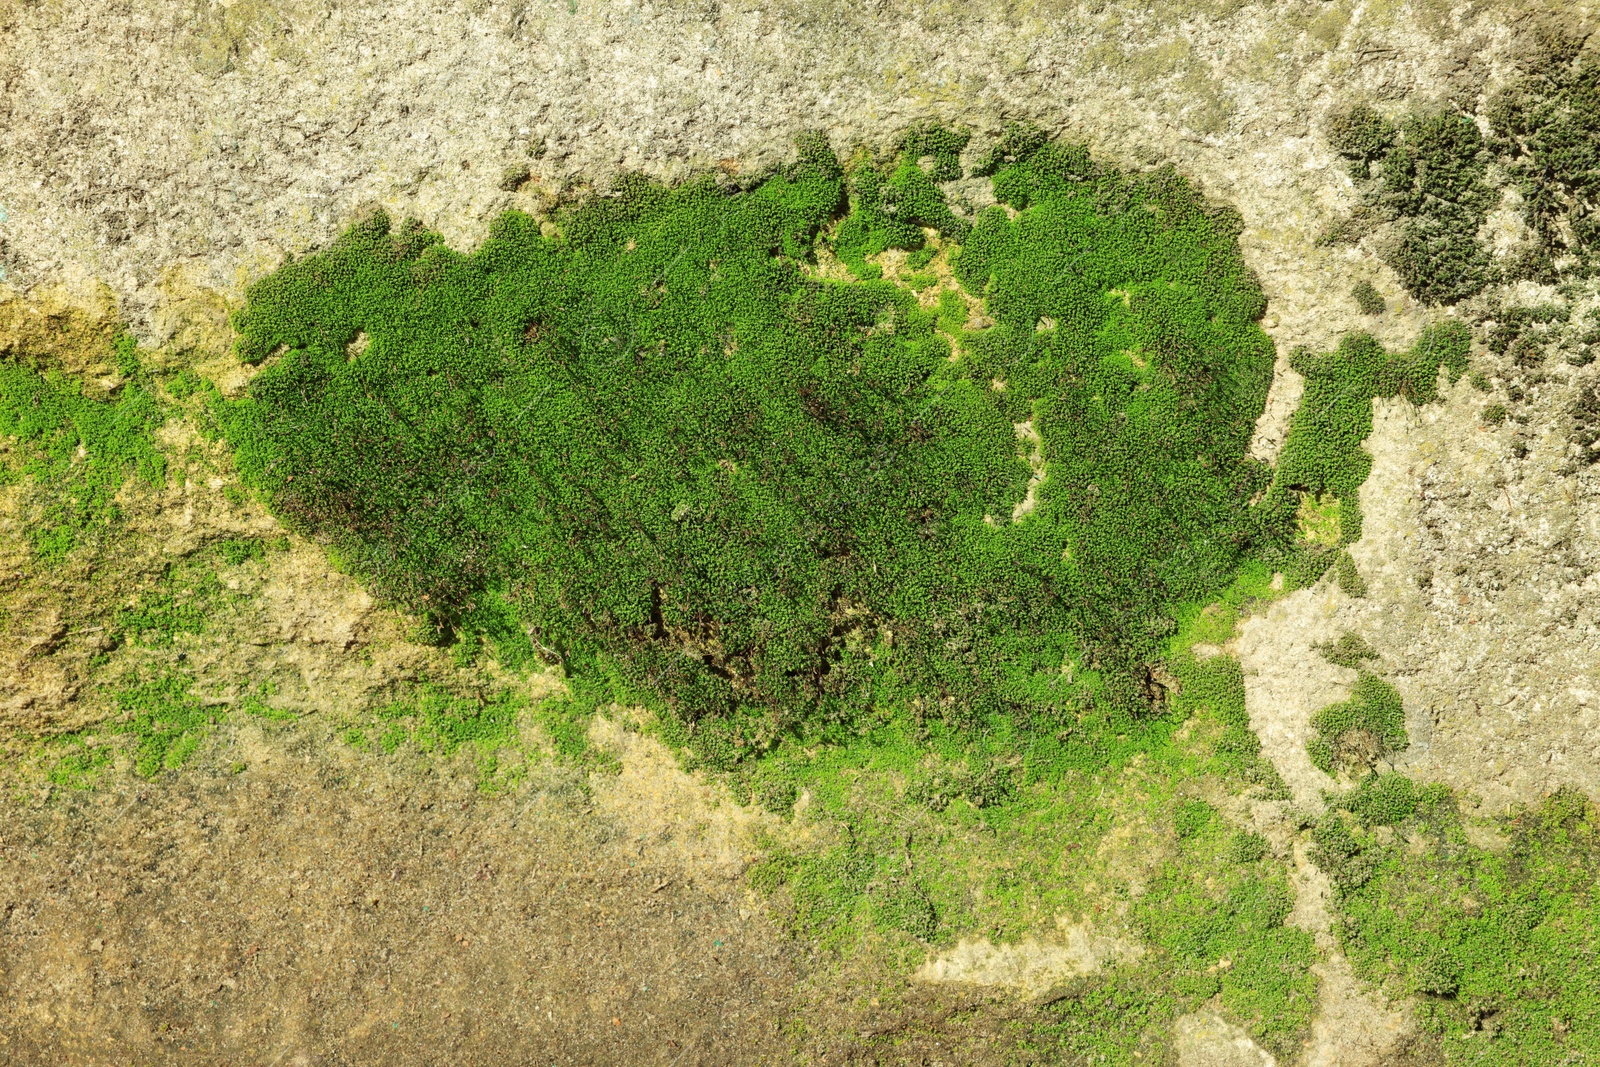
[
  {"left": 1315, "top": 630, "right": 1379, "bottom": 669},
  {"left": 1332, "top": 550, "right": 1367, "bottom": 598},
  {"left": 0, "top": 335, "right": 168, "bottom": 560},
  {"left": 1268, "top": 325, "right": 1469, "bottom": 546},
  {"left": 1351, "top": 280, "right": 1386, "bottom": 315},
  {"left": 1332, "top": 786, "right": 1600, "bottom": 1063},
  {"left": 1377, "top": 113, "right": 1499, "bottom": 304},
  {"left": 1482, "top": 402, "right": 1509, "bottom": 426},
  {"left": 1341, "top": 770, "right": 1418, "bottom": 826},
  {"left": 1327, "top": 105, "right": 1397, "bottom": 181},
  {"left": 220, "top": 130, "right": 1280, "bottom": 760},
  {"left": 112, "top": 672, "right": 211, "bottom": 778},
  {"left": 1486, "top": 26, "right": 1600, "bottom": 278},
  {"left": 1306, "top": 671, "right": 1407, "bottom": 777}
]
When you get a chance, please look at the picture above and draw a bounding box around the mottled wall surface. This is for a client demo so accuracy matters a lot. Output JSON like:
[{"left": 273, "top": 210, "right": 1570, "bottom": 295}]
[{"left": 0, "top": 0, "right": 1540, "bottom": 353}]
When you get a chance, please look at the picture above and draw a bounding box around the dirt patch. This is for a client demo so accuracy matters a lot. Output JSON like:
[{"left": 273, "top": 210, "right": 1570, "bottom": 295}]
[
  {"left": 588, "top": 714, "right": 775, "bottom": 886},
  {"left": 0, "top": 738, "right": 805, "bottom": 1066}
]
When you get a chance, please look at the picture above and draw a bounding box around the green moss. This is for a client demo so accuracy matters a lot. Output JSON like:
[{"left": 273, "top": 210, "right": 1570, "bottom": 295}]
[
  {"left": 113, "top": 568, "right": 212, "bottom": 646},
  {"left": 1352, "top": 280, "right": 1386, "bottom": 315},
  {"left": 1022, "top": 973, "right": 1177, "bottom": 1064},
  {"left": 1268, "top": 324, "right": 1469, "bottom": 545},
  {"left": 240, "top": 682, "right": 295, "bottom": 722},
  {"left": 1174, "top": 797, "right": 1215, "bottom": 838},
  {"left": 111, "top": 672, "right": 211, "bottom": 777},
  {"left": 42, "top": 734, "right": 114, "bottom": 790},
  {"left": 0, "top": 338, "right": 168, "bottom": 559},
  {"left": 1332, "top": 787, "right": 1600, "bottom": 1063},
  {"left": 1315, "top": 631, "right": 1379, "bottom": 669},
  {"left": 216, "top": 536, "right": 265, "bottom": 565},
  {"left": 1341, "top": 771, "right": 1418, "bottom": 826},
  {"left": 220, "top": 130, "right": 1281, "bottom": 759},
  {"left": 1483, "top": 402, "right": 1508, "bottom": 426},
  {"left": 1227, "top": 830, "right": 1269, "bottom": 864},
  {"left": 1137, "top": 802, "right": 1319, "bottom": 1058},
  {"left": 1306, "top": 671, "right": 1407, "bottom": 777}
]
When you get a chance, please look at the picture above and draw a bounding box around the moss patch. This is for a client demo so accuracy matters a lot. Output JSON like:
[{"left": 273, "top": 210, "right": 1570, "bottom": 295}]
[
  {"left": 218, "top": 129, "right": 1279, "bottom": 760},
  {"left": 1268, "top": 325, "right": 1469, "bottom": 546},
  {"left": 1306, "top": 671, "right": 1408, "bottom": 777},
  {"left": 1326, "top": 787, "right": 1600, "bottom": 1064},
  {"left": 0, "top": 335, "right": 168, "bottom": 559}
]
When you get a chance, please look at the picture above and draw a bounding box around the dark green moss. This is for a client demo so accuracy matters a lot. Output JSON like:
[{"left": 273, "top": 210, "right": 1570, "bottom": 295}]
[
  {"left": 1333, "top": 551, "right": 1367, "bottom": 598},
  {"left": 1327, "top": 105, "right": 1397, "bottom": 181},
  {"left": 1306, "top": 671, "right": 1408, "bottom": 777},
  {"left": 1330, "top": 33, "right": 1600, "bottom": 300},
  {"left": 1380, "top": 112, "right": 1499, "bottom": 304},
  {"left": 1486, "top": 26, "right": 1600, "bottom": 279},
  {"left": 1315, "top": 631, "right": 1379, "bottom": 670},
  {"left": 219, "top": 131, "right": 1280, "bottom": 760},
  {"left": 1352, "top": 280, "right": 1386, "bottom": 315}
]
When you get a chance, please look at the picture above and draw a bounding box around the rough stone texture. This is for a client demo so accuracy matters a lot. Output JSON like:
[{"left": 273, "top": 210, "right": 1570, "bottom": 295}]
[
  {"left": 1239, "top": 369, "right": 1600, "bottom": 814},
  {"left": 0, "top": 0, "right": 1555, "bottom": 364},
  {"left": 1175, "top": 1011, "right": 1277, "bottom": 1067}
]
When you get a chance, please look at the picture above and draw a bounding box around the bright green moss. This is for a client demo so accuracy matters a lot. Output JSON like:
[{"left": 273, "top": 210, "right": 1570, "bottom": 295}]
[
  {"left": 112, "top": 672, "right": 211, "bottom": 777},
  {"left": 1330, "top": 787, "right": 1600, "bottom": 1064},
  {"left": 220, "top": 130, "right": 1280, "bottom": 759},
  {"left": 113, "top": 577, "right": 209, "bottom": 646},
  {"left": 0, "top": 337, "right": 168, "bottom": 559}
]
